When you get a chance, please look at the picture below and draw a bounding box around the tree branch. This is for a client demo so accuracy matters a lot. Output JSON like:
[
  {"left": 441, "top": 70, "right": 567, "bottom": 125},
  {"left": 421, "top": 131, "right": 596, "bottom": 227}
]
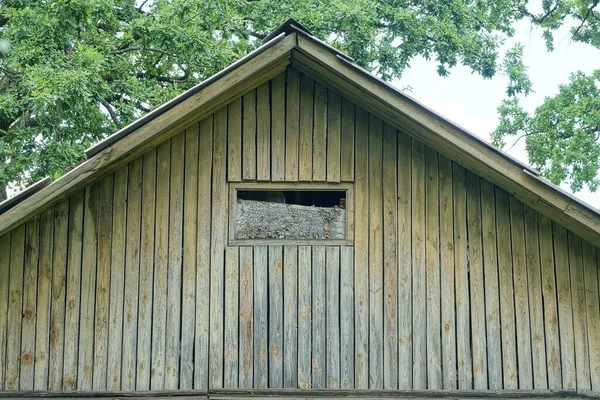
[
  {"left": 573, "top": 0, "right": 600, "bottom": 38},
  {"left": 111, "top": 46, "right": 179, "bottom": 58},
  {"left": 518, "top": 3, "right": 560, "bottom": 23},
  {"left": 137, "top": 67, "right": 191, "bottom": 83},
  {"left": 101, "top": 100, "right": 122, "bottom": 128}
]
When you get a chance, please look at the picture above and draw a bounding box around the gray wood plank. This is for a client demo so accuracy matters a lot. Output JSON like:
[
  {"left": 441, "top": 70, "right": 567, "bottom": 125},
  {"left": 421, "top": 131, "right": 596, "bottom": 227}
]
[
  {"left": 312, "top": 246, "right": 326, "bottom": 389},
  {"left": 582, "top": 240, "right": 600, "bottom": 391},
  {"left": 5, "top": 225, "right": 25, "bottom": 390},
  {"left": 271, "top": 73, "right": 286, "bottom": 181},
  {"left": 254, "top": 246, "right": 269, "bottom": 389},
  {"left": 340, "top": 98, "right": 355, "bottom": 182},
  {"left": 340, "top": 246, "right": 354, "bottom": 389},
  {"left": 224, "top": 247, "right": 239, "bottom": 389},
  {"left": 298, "top": 74, "right": 314, "bottom": 182},
  {"left": 242, "top": 90, "right": 257, "bottom": 181},
  {"left": 326, "top": 90, "right": 341, "bottom": 183},
  {"left": 239, "top": 247, "right": 253, "bottom": 388},
  {"left": 285, "top": 67, "right": 300, "bottom": 182},
  {"left": 326, "top": 246, "right": 341, "bottom": 389},
  {"left": 257, "top": 82, "right": 271, "bottom": 181},
  {"left": 298, "top": 246, "right": 312, "bottom": 389},
  {"left": 0, "top": 233, "right": 9, "bottom": 391},
  {"left": 312, "top": 82, "right": 327, "bottom": 181},
  {"left": 283, "top": 246, "right": 298, "bottom": 388},
  {"left": 269, "top": 246, "right": 284, "bottom": 388},
  {"left": 228, "top": 98, "right": 242, "bottom": 182}
]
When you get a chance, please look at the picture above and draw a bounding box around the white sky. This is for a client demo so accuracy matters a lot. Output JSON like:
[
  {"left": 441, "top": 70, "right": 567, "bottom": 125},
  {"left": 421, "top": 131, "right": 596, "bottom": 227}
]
[{"left": 394, "top": 18, "right": 600, "bottom": 209}]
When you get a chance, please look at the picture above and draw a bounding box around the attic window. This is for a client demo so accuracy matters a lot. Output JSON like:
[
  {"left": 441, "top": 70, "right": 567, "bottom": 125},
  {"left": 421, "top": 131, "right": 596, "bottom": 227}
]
[{"left": 229, "top": 183, "right": 353, "bottom": 244}]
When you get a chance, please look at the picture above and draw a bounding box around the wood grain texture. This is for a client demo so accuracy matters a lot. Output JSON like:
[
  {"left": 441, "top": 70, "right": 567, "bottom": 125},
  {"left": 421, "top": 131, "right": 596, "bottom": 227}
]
[
  {"left": 582, "top": 240, "right": 600, "bottom": 391},
  {"left": 271, "top": 73, "right": 286, "bottom": 181},
  {"left": 340, "top": 98, "right": 355, "bottom": 182},
  {"left": 228, "top": 98, "right": 242, "bottom": 182},
  {"left": 297, "top": 246, "right": 312, "bottom": 389},
  {"left": 311, "top": 246, "right": 326, "bottom": 389},
  {"left": 312, "top": 83, "right": 327, "bottom": 182},
  {"left": 0, "top": 233, "right": 9, "bottom": 391},
  {"left": 254, "top": 246, "right": 269, "bottom": 389},
  {"left": 257, "top": 82, "right": 271, "bottom": 181},
  {"left": 285, "top": 67, "right": 300, "bottom": 182},
  {"left": 239, "top": 247, "right": 253, "bottom": 389},
  {"left": 283, "top": 246, "right": 298, "bottom": 388},
  {"left": 326, "top": 246, "right": 340, "bottom": 389},
  {"left": 326, "top": 91, "right": 341, "bottom": 183},
  {"left": 6, "top": 225, "right": 25, "bottom": 390},
  {"left": 298, "top": 75, "right": 314, "bottom": 182},
  {"left": 224, "top": 247, "right": 239, "bottom": 389},
  {"left": 269, "top": 246, "right": 284, "bottom": 388},
  {"left": 243, "top": 90, "right": 257, "bottom": 181},
  {"left": 340, "top": 246, "right": 354, "bottom": 389}
]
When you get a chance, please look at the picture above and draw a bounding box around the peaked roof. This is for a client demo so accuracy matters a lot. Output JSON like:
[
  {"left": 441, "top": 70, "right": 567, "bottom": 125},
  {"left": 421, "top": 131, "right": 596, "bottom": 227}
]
[{"left": 1, "top": 19, "right": 599, "bottom": 245}]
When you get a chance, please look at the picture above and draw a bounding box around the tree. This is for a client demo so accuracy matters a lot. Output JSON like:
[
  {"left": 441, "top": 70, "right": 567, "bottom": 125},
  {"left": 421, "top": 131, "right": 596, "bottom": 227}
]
[
  {"left": 493, "top": 1, "right": 600, "bottom": 193},
  {"left": 0, "top": 0, "right": 592, "bottom": 200}
]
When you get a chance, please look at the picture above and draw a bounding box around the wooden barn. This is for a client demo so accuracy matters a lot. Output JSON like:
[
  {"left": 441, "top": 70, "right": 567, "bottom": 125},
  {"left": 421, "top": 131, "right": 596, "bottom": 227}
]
[{"left": 0, "top": 20, "right": 599, "bottom": 399}]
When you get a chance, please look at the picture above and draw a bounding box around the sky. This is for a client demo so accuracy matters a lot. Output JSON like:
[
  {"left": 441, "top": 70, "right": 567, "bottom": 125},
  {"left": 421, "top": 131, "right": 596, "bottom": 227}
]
[{"left": 394, "top": 18, "right": 600, "bottom": 209}]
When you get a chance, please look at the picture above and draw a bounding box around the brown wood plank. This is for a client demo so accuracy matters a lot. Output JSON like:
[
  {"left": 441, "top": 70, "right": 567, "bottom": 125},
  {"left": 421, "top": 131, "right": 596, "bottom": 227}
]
[
  {"left": 312, "top": 246, "right": 326, "bottom": 389},
  {"left": 122, "top": 157, "right": 143, "bottom": 391},
  {"left": 224, "top": 247, "right": 239, "bottom": 388},
  {"left": 285, "top": 67, "right": 300, "bottom": 182},
  {"left": 6, "top": 225, "right": 25, "bottom": 390},
  {"left": 228, "top": 97, "right": 242, "bottom": 182},
  {"left": 397, "top": 131, "right": 412, "bottom": 390},
  {"left": 107, "top": 167, "right": 127, "bottom": 390},
  {"left": 20, "top": 218, "right": 40, "bottom": 390},
  {"left": 254, "top": 246, "right": 269, "bottom": 388},
  {"left": 568, "top": 233, "right": 590, "bottom": 390},
  {"left": 524, "top": 207, "right": 547, "bottom": 389},
  {"left": 283, "top": 245, "right": 298, "bottom": 388},
  {"left": 480, "top": 181, "right": 501, "bottom": 390},
  {"left": 582, "top": 240, "right": 600, "bottom": 391},
  {"left": 151, "top": 142, "right": 170, "bottom": 390},
  {"left": 340, "top": 98, "right": 355, "bottom": 182},
  {"left": 438, "top": 155, "right": 456, "bottom": 390},
  {"left": 538, "top": 215, "right": 562, "bottom": 389},
  {"left": 453, "top": 164, "right": 472, "bottom": 389},
  {"left": 353, "top": 107, "right": 369, "bottom": 390},
  {"left": 239, "top": 247, "right": 253, "bottom": 388},
  {"left": 0, "top": 233, "right": 9, "bottom": 391},
  {"left": 77, "top": 185, "right": 97, "bottom": 391},
  {"left": 326, "top": 246, "right": 340, "bottom": 388},
  {"left": 369, "top": 115, "right": 384, "bottom": 389},
  {"left": 340, "top": 246, "right": 354, "bottom": 389},
  {"left": 243, "top": 90, "right": 257, "bottom": 181},
  {"left": 137, "top": 150, "right": 157, "bottom": 390},
  {"left": 299, "top": 74, "right": 314, "bottom": 182},
  {"left": 326, "top": 91, "right": 341, "bottom": 182},
  {"left": 412, "top": 140, "right": 426, "bottom": 389},
  {"left": 510, "top": 197, "right": 533, "bottom": 389},
  {"left": 210, "top": 107, "right": 229, "bottom": 389},
  {"left": 181, "top": 127, "right": 199, "bottom": 389},
  {"left": 383, "top": 124, "right": 398, "bottom": 390},
  {"left": 257, "top": 82, "right": 271, "bottom": 181},
  {"left": 271, "top": 73, "right": 286, "bottom": 182},
  {"left": 298, "top": 246, "right": 312, "bottom": 389},
  {"left": 269, "top": 246, "right": 284, "bottom": 388},
  {"left": 195, "top": 117, "right": 213, "bottom": 390},
  {"left": 553, "top": 223, "right": 576, "bottom": 389},
  {"left": 466, "top": 172, "right": 487, "bottom": 390},
  {"left": 62, "top": 193, "right": 84, "bottom": 390},
  {"left": 312, "top": 82, "right": 327, "bottom": 181}
]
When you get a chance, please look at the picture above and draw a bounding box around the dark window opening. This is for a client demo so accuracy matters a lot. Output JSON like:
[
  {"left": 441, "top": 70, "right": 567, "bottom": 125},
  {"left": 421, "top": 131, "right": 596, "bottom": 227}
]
[{"left": 237, "top": 190, "right": 345, "bottom": 208}]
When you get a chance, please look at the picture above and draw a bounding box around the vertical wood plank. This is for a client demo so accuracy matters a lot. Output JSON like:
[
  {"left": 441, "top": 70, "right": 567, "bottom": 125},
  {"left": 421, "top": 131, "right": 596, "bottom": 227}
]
[
  {"left": 438, "top": 156, "right": 456, "bottom": 390},
  {"left": 553, "top": 223, "right": 576, "bottom": 389},
  {"left": 312, "top": 246, "right": 326, "bottom": 388},
  {"left": 353, "top": 107, "right": 369, "bottom": 389},
  {"left": 340, "top": 98, "right": 355, "bottom": 182},
  {"left": 326, "top": 91, "right": 341, "bottom": 183},
  {"left": 271, "top": 73, "right": 286, "bottom": 182},
  {"left": 257, "top": 82, "right": 271, "bottom": 181},
  {"left": 92, "top": 176, "right": 113, "bottom": 391},
  {"left": 397, "top": 131, "right": 412, "bottom": 390},
  {"left": 326, "top": 246, "right": 340, "bottom": 389},
  {"left": 383, "top": 124, "right": 398, "bottom": 390},
  {"left": 62, "top": 193, "right": 84, "bottom": 390},
  {"left": 224, "top": 247, "right": 239, "bottom": 388},
  {"left": 480, "top": 180, "right": 502, "bottom": 389},
  {"left": 228, "top": 98, "right": 242, "bottom": 182},
  {"left": 568, "top": 232, "right": 590, "bottom": 390},
  {"left": 77, "top": 185, "right": 97, "bottom": 391},
  {"left": 122, "top": 157, "right": 142, "bottom": 391},
  {"left": 0, "top": 233, "right": 10, "bottom": 391},
  {"left": 107, "top": 167, "right": 127, "bottom": 390},
  {"left": 298, "top": 246, "right": 312, "bottom": 389},
  {"left": 524, "top": 207, "right": 547, "bottom": 389},
  {"left": 269, "top": 246, "right": 284, "bottom": 388},
  {"left": 6, "top": 225, "right": 25, "bottom": 390},
  {"left": 242, "top": 90, "right": 256, "bottom": 181},
  {"left": 151, "top": 142, "right": 170, "bottom": 390},
  {"left": 137, "top": 150, "right": 156, "bottom": 390},
  {"left": 453, "top": 164, "right": 472, "bottom": 389},
  {"left": 340, "top": 246, "right": 354, "bottom": 389},
  {"left": 254, "top": 245, "right": 268, "bottom": 389},
  {"left": 299, "top": 74, "right": 314, "bottom": 182},
  {"left": 285, "top": 68, "right": 300, "bottom": 182},
  {"left": 466, "top": 172, "right": 487, "bottom": 390},
  {"left": 20, "top": 218, "right": 40, "bottom": 390},
  {"left": 510, "top": 197, "right": 533, "bottom": 389},
  {"left": 411, "top": 140, "right": 426, "bottom": 389},
  {"left": 538, "top": 215, "right": 562, "bottom": 389},
  {"left": 195, "top": 118, "right": 213, "bottom": 390},
  {"left": 210, "top": 107, "right": 229, "bottom": 389},
  {"left": 312, "top": 82, "right": 327, "bottom": 182},
  {"left": 238, "top": 247, "right": 253, "bottom": 388},
  {"left": 283, "top": 245, "right": 298, "bottom": 388},
  {"left": 495, "top": 189, "right": 518, "bottom": 389},
  {"left": 425, "top": 147, "right": 441, "bottom": 390},
  {"left": 166, "top": 133, "right": 184, "bottom": 390},
  {"left": 369, "top": 116, "right": 384, "bottom": 389},
  {"left": 583, "top": 241, "right": 600, "bottom": 391},
  {"left": 181, "top": 127, "right": 199, "bottom": 389}
]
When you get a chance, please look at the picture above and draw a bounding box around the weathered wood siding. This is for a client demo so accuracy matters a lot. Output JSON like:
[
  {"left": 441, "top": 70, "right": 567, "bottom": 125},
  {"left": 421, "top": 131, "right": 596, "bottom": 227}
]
[{"left": 1, "top": 67, "right": 600, "bottom": 393}]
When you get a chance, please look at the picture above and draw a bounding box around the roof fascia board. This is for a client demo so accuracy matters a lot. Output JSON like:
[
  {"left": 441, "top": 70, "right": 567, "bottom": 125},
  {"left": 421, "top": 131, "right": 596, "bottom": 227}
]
[
  {"left": 292, "top": 33, "right": 600, "bottom": 245},
  {"left": 0, "top": 33, "right": 297, "bottom": 236}
]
